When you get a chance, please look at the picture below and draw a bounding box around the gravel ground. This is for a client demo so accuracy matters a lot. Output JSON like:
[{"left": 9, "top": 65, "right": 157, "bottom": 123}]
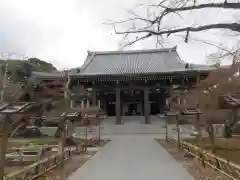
[
  {"left": 157, "top": 139, "right": 233, "bottom": 180},
  {"left": 38, "top": 141, "right": 109, "bottom": 180},
  {"left": 38, "top": 152, "right": 95, "bottom": 180}
]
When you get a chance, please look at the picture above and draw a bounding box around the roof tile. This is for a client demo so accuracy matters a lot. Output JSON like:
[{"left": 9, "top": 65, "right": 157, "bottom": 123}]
[{"left": 80, "top": 47, "right": 213, "bottom": 75}]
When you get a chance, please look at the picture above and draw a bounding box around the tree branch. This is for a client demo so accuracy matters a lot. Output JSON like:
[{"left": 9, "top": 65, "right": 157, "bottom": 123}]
[
  {"left": 116, "top": 23, "right": 240, "bottom": 35},
  {"left": 119, "top": 33, "right": 152, "bottom": 49},
  {"left": 154, "top": 2, "right": 240, "bottom": 11},
  {"left": 110, "top": 1, "right": 240, "bottom": 53}
]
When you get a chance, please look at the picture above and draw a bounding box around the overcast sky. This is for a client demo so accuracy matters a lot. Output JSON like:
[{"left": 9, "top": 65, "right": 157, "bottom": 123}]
[{"left": 0, "top": 0, "right": 239, "bottom": 69}]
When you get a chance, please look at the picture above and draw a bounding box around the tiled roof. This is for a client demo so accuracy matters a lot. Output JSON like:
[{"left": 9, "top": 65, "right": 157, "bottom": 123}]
[
  {"left": 32, "top": 47, "right": 215, "bottom": 79},
  {"left": 32, "top": 71, "right": 64, "bottom": 79},
  {"left": 79, "top": 46, "right": 214, "bottom": 75},
  {"left": 31, "top": 68, "right": 82, "bottom": 78}
]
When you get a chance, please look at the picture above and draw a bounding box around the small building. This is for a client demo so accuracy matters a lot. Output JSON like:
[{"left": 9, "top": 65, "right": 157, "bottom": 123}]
[{"left": 33, "top": 47, "right": 214, "bottom": 124}]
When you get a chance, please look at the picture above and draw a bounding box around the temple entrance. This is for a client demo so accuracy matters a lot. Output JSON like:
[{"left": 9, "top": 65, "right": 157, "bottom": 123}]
[
  {"left": 122, "top": 89, "right": 143, "bottom": 116},
  {"left": 104, "top": 88, "right": 166, "bottom": 116},
  {"left": 125, "top": 102, "right": 142, "bottom": 116},
  {"left": 107, "top": 102, "right": 115, "bottom": 116},
  {"left": 129, "top": 103, "right": 137, "bottom": 115},
  {"left": 149, "top": 89, "right": 166, "bottom": 115}
]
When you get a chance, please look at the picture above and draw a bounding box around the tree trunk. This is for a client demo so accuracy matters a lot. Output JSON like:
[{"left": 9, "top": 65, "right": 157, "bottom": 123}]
[
  {"left": 208, "top": 124, "right": 217, "bottom": 153},
  {"left": 224, "top": 123, "right": 232, "bottom": 138}
]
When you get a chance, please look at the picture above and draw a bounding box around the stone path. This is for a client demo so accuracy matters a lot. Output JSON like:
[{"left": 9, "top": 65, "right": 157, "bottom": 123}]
[{"left": 67, "top": 134, "right": 194, "bottom": 180}]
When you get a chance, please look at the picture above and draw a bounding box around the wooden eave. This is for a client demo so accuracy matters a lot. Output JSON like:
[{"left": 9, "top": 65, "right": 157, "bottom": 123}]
[{"left": 72, "top": 70, "right": 210, "bottom": 83}]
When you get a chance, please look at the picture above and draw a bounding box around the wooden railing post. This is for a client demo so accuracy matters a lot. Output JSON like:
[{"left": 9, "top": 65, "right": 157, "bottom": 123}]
[
  {"left": 60, "top": 122, "right": 66, "bottom": 180},
  {"left": 98, "top": 123, "right": 101, "bottom": 144},
  {"left": 176, "top": 113, "right": 181, "bottom": 150},
  {"left": 196, "top": 108, "right": 203, "bottom": 151},
  {"left": 0, "top": 115, "right": 9, "bottom": 180},
  {"left": 85, "top": 126, "right": 88, "bottom": 152},
  {"left": 165, "top": 122, "right": 168, "bottom": 141}
]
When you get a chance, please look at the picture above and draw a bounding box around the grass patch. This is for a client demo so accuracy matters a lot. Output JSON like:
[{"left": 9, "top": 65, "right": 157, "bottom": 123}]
[{"left": 185, "top": 137, "right": 240, "bottom": 164}]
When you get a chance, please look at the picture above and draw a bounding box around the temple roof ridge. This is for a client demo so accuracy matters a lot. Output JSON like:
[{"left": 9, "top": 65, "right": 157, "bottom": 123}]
[{"left": 87, "top": 46, "right": 177, "bottom": 56}]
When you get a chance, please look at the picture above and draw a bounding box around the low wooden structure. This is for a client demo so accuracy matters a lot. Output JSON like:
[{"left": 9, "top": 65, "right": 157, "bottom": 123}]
[
  {"left": 221, "top": 93, "right": 240, "bottom": 137},
  {"left": 5, "top": 148, "right": 75, "bottom": 180},
  {"left": 6, "top": 145, "right": 52, "bottom": 165},
  {"left": 164, "top": 104, "right": 203, "bottom": 150},
  {"left": 0, "top": 102, "right": 41, "bottom": 180},
  {"left": 64, "top": 106, "right": 106, "bottom": 149},
  {"left": 221, "top": 92, "right": 240, "bottom": 109},
  {"left": 168, "top": 137, "right": 240, "bottom": 180}
]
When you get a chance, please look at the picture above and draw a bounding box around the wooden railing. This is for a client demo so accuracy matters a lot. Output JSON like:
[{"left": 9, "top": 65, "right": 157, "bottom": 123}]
[
  {"left": 168, "top": 138, "right": 240, "bottom": 180},
  {"left": 5, "top": 148, "right": 75, "bottom": 180}
]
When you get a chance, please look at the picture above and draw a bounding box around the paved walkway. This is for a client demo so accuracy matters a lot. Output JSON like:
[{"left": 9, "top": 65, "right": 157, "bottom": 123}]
[{"left": 67, "top": 134, "right": 194, "bottom": 180}]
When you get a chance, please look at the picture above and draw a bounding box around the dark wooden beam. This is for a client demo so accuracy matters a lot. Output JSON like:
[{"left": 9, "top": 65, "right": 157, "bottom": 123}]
[
  {"left": 144, "top": 88, "right": 150, "bottom": 124},
  {"left": 116, "top": 87, "right": 121, "bottom": 125}
]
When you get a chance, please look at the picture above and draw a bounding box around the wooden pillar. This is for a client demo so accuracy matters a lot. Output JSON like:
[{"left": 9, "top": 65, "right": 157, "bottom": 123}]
[
  {"left": 92, "top": 88, "right": 97, "bottom": 106},
  {"left": 196, "top": 73, "right": 200, "bottom": 85},
  {"left": 176, "top": 113, "right": 181, "bottom": 150},
  {"left": 103, "top": 99, "right": 107, "bottom": 114},
  {"left": 84, "top": 126, "right": 88, "bottom": 152},
  {"left": 0, "top": 116, "right": 9, "bottom": 180},
  {"left": 98, "top": 123, "right": 101, "bottom": 143},
  {"left": 140, "top": 100, "right": 143, "bottom": 116},
  {"left": 60, "top": 123, "right": 66, "bottom": 180},
  {"left": 116, "top": 88, "right": 121, "bottom": 125},
  {"left": 165, "top": 122, "right": 168, "bottom": 141},
  {"left": 144, "top": 88, "right": 150, "bottom": 124},
  {"left": 102, "top": 91, "right": 107, "bottom": 114},
  {"left": 168, "top": 86, "right": 173, "bottom": 110},
  {"left": 196, "top": 108, "right": 203, "bottom": 151}
]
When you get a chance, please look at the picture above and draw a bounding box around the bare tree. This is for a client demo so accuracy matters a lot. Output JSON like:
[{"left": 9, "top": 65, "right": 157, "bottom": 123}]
[{"left": 107, "top": 0, "right": 240, "bottom": 56}]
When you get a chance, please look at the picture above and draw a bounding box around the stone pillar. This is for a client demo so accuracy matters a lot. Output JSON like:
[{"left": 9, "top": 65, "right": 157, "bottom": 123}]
[
  {"left": 144, "top": 88, "right": 150, "bottom": 124},
  {"left": 81, "top": 100, "right": 84, "bottom": 108},
  {"left": 116, "top": 88, "right": 121, "bottom": 125},
  {"left": 70, "top": 99, "right": 75, "bottom": 108},
  {"left": 87, "top": 100, "right": 90, "bottom": 108},
  {"left": 97, "top": 100, "right": 101, "bottom": 108},
  {"left": 92, "top": 88, "right": 97, "bottom": 106}
]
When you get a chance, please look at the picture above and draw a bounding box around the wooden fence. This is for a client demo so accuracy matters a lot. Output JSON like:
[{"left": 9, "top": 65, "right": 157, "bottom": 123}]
[
  {"left": 168, "top": 138, "right": 240, "bottom": 180},
  {"left": 5, "top": 148, "right": 75, "bottom": 180}
]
